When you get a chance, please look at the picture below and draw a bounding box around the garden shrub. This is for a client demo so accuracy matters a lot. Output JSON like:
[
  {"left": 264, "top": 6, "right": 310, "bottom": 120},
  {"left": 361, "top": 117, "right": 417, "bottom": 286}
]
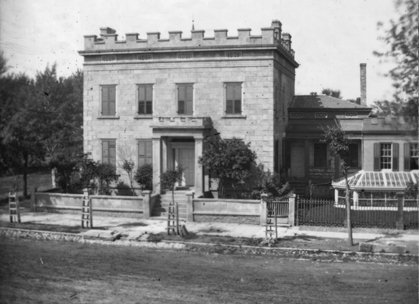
[{"left": 135, "top": 163, "right": 153, "bottom": 190}]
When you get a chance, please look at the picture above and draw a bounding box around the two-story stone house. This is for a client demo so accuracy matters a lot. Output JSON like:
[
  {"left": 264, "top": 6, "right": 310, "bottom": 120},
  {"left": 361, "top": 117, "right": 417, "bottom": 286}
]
[{"left": 79, "top": 20, "right": 298, "bottom": 196}]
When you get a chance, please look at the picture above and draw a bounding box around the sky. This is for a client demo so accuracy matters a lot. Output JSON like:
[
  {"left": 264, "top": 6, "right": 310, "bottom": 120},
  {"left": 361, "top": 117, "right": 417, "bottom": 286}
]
[{"left": 0, "top": 0, "right": 401, "bottom": 104}]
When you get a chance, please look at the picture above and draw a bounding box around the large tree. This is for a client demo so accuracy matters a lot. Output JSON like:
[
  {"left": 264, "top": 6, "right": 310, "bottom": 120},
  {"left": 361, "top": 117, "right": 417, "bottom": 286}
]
[
  {"left": 0, "top": 54, "right": 83, "bottom": 195},
  {"left": 374, "top": 0, "right": 418, "bottom": 125}
]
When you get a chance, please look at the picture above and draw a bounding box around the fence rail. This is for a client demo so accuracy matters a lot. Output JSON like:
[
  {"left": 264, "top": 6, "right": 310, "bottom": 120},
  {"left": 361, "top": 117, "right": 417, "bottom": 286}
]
[
  {"left": 296, "top": 197, "right": 419, "bottom": 229},
  {"left": 267, "top": 200, "right": 289, "bottom": 217}
]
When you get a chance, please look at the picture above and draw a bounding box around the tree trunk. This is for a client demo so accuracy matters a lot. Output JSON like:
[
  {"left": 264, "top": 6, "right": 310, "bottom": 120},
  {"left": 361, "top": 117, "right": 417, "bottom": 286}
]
[
  {"left": 344, "top": 170, "right": 353, "bottom": 246},
  {"left": 23, "top": 153, "right": 28, "bottom": 197},
  {"left": 51, "top": 167, "right": 57, "bottom": 188}
]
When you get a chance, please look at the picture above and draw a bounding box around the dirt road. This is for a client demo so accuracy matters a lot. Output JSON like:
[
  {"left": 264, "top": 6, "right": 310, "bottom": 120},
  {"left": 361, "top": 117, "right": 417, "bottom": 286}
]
[{"left": 0, "top": 238, "right": 417, "bottom": 303}]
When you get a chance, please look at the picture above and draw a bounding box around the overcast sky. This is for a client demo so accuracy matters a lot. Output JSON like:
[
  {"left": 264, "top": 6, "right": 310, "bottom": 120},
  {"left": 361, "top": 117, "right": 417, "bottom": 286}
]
[{"left": 0, "top": 0, "right": 400, "bottom": 104}]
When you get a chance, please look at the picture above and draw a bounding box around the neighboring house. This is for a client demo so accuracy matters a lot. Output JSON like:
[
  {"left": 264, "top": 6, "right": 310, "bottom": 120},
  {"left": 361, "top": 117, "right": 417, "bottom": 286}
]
[
  {"left": 285, "top": 93, "right": 418, "bottom": 196},
  {"left": 79, "top": 20, "right": 298, "bottom": 196}
]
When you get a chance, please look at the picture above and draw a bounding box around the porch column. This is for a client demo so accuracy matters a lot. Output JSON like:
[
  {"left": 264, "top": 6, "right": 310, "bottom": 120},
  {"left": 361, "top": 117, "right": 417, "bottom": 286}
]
[
  {"left": 162, "top": 137, "right": 167, "bottom": 173},
  {"left": 152, "top": 137, "right": 161, "bottom": 193},
  {"left": 194, "top": 136, "right": 204, "bottom": 197}
]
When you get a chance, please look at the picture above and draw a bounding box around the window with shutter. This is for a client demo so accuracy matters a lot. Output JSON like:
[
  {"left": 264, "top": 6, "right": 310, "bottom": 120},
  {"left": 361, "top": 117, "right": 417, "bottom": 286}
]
[
  {"left": 225, "top": 83, "right": 242, "bottom": 114},
  {"left": 101, "top": 139, "right": 116, "bottom": 167},
  {"left": 101, "top": 85, "right": 116, "bottom": 116},
  {"left": 138, "top": 140, "right": 153, "bottom": 167},
  {"left": 138, "top": 84, "right": 153, "bottom": 115},
  {"left": 379, "top": 143, "right": 393, "bottom": 170},
  {"left": 177, "top": 84, "right": 193, "bottom": 115}
]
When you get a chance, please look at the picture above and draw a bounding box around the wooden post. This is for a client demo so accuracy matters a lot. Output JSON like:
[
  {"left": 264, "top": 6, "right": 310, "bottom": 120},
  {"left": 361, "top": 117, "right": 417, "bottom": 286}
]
[
  {"left": 9, "top": 192, "right": 21, "bottom": 223},
  {"left": 288, "top": 193, "right": 296, "bottom": 227},
  {"left": 186, "top": 191, "right": 194, "bottom": 222},
  {"left": 175, "top": 202, "right": 180, "bottom": 235},
  {"left": 396, "top": 192, "right": 404, "bottom": 230},
  {"left": 81, "top": 188, "right": 93, "bottom": 228},
  {"left": 142, "top": 190, "right": 151, "bottom": 218},
  {"left": 260, "top": 193, "right": 268, "bottom": 225}
]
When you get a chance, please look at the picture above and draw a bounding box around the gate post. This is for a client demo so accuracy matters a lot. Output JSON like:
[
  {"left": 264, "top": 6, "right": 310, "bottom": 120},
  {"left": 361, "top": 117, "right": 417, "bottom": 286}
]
[
  {"left": 142, "top": 190, "right": 151, "bottom": 218},
  {"left": 395, "top": 192, "right": 404, "bottom": 230},
  {"left": 288, "top": 193, "right": 296, "bottom": 227},
  {"left": 186, "top": 191, "right": 194, "bottom": 222},
  {"left": 260, "top": 193, "right": 268, "bottom": 225}
]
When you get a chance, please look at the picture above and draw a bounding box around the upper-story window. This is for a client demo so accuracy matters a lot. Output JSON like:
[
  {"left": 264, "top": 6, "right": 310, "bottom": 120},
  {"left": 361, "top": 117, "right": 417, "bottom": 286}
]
[
  {"left": 225, "top": 83, "right": 242, "bottom": 115},
  {"left": 138, "top": 84, "right": 153, "bottom": 115},
  {"left": 101, "top": 139, "right": 116, "bottom": 167},
  {"left": 177, "top": 84, "right": 193, "bottom": 115},
  {"left": 101, "top": 85, "right": 116, "bottom": 116},
  {"left": 374, "top": 143, "right": 399, "bottom": 171}
]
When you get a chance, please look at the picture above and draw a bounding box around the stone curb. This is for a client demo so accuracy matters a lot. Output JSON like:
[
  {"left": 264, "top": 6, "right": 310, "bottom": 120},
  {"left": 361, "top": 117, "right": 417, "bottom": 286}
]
[{"left": 0, "top": 227, "right": 417, "bottom": 264}]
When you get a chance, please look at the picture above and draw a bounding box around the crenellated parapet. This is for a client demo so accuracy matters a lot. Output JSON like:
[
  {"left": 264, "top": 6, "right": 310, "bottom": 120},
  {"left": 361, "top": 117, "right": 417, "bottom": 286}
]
[{"left": 81, "top": 20, "right": 295, "bottom": 58}]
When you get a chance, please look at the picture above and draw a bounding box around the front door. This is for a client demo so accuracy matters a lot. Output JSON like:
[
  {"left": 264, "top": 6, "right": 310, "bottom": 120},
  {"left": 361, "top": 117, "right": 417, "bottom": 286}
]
[{"left": 175, "top": 147, "right": 195, "bottom": 187}]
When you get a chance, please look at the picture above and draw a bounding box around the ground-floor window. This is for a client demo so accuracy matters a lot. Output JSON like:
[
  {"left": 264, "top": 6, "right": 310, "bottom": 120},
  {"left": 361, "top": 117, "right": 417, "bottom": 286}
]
[
  {"left": 138, "top": 139, "right": 152, "bottom": 166},
  {"left": 314, "top": 143, "right": 327, "bottom": 168},
  {"left": 409, "top": 143, "right": 419, "bottom": 170},
  {"left": 101, "top": 139, "right": 116, "bottom": 167},
  {"left": 380, "top": 143, "right": 392, "bottom": 169},
  {"left": 347, "top": 143, "right": 359, "bottom": 168}
]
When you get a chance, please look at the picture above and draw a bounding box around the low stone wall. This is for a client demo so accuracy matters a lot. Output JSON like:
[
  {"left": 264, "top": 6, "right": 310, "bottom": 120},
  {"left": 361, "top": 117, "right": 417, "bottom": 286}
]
[
  {"left": 35, "top": 192, "right": 144, "bottom": 216},
  {"left": 192, "top": 198, "right": 260, "bottom": 224}
]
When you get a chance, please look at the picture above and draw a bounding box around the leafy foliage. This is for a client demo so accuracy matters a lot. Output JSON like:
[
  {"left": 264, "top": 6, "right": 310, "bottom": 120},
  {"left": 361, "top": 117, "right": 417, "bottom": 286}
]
[
  {"left": 0, "top": 54, "right": 83, "bottom": 195},
  {"left": 199, "top": 137, "right": 256, "bottom": 195},
  {"left": 374, "top": 0, "right": 418, "bottom": 125},
  {"left": 134, "top": 163, "right": 153, "bottom": 190},
  {"left": 249, "top": 164, "right": 291, "bottom": 199},
  {"left": 49, "top": 154, "right": 80, "bottom": 193},
  {"left": 160, "top": 167, "right": 183, "bottom": 192}
]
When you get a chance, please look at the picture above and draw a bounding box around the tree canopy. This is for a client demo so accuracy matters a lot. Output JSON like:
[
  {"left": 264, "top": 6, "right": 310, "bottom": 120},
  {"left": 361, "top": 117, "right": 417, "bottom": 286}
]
[
  {"left": 321, "top": 88, "right": 342, "bottom": 99},
  {"left": 374, "top": 0, "right": 418, "bottom": 125},
  {"left": 0, "top": 54, "right": 83, "bottom": 195}
]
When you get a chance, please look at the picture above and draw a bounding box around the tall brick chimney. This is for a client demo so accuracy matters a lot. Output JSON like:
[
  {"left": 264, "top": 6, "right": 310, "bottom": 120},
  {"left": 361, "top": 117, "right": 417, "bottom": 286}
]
[{"left": 360, "top": 63, "right": 367, "bottom": 106}]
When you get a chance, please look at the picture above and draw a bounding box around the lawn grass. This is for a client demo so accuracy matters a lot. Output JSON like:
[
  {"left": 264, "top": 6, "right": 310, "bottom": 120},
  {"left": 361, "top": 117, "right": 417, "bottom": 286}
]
[{"left": 0, "top": 172, "right": 52, "bottom": 201}]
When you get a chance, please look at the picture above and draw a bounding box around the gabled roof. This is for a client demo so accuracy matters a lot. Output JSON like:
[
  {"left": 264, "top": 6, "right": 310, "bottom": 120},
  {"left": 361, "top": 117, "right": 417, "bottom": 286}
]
[
  {"left": 291, "top": 95, "right": 371, "bottom": 110},
  {"left": 332, "top": 170, "right": 419, "bottom": 191}
]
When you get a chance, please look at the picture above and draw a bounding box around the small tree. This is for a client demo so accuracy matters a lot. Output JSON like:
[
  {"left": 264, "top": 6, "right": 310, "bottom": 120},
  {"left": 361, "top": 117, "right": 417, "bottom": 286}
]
[
  {"left": 322, "top": 125, "right": 353, "bottom": 246},
  {"left": 160, "top": 167, "right": 183, "bottom": 204},
  {"left": 199, "top": 137, "right": 256, "bottom": 197},
  {"left": 135, "top": 163, "right": 153, "bottom": 191},
  {"left": 121, "top": 159, "right": 135, "bottom": 193},
  {"left": 96, "top": 163, "right": 118, "bottom": 195}
]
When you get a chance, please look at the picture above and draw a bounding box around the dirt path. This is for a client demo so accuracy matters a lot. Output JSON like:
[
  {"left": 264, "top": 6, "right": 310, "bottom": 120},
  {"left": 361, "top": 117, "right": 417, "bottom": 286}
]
[{"left": 0, "top": 238, "right": 417, "bottom": 304}]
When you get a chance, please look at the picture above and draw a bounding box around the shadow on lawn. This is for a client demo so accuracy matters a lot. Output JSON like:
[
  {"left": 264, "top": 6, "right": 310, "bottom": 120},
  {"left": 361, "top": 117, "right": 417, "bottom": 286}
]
[{"left": 117, "top": 222, "right": 148, "bottom": 228}]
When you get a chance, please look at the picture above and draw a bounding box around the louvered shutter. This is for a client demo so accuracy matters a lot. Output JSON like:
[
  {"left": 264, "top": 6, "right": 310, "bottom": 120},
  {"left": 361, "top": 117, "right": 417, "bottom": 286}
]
[
  {"left": 373, "top": 143, "right": 380, "bottom": 171},
  {"left": 404, "top": 143, "right": 410, "bottom": 171},
  {"left": 392, "top": 143, "right": 399, "bottom": 171}
]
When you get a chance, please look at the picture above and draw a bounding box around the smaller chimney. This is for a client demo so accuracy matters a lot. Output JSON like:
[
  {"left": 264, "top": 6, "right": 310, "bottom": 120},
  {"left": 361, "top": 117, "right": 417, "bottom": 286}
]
[{"left": 360, "top": 63, "right": 367, "bottom": 106}]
